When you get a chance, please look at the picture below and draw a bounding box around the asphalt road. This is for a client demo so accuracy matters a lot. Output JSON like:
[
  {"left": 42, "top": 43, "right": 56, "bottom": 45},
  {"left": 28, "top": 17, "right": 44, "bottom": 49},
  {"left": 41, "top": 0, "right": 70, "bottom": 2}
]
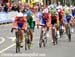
[{"left": 0, "top": 24, "right": 75, "bottom": 57}]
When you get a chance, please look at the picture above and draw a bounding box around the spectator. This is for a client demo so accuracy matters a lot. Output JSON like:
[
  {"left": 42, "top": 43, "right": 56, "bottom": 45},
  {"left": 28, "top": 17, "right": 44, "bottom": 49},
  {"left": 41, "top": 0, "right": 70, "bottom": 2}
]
[
  {"left": 0, "top": 3, "right": 2, "bottom": 12},
  {"left": 3, "top": 3, "right": 8, "bottom": 12},
  {"left": 11, "top": 3, "right": 19, "bottom": 12}
]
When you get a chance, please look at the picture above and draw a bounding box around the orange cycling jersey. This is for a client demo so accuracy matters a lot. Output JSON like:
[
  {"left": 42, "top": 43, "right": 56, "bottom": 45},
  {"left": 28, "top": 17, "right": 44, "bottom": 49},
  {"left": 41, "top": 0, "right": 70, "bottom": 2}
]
[
  {"left": 49, "top": 15, "right": 59, "bottom": 25},
  {"left": 12, "top": 16, "right": 27, "bottom": 29}
]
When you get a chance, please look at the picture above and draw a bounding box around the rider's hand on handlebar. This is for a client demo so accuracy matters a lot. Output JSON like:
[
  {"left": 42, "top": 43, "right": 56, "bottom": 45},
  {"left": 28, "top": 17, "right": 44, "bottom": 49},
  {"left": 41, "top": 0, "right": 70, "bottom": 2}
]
[{"left": 11, "top": 28, "right": 13, "bottom": 32}]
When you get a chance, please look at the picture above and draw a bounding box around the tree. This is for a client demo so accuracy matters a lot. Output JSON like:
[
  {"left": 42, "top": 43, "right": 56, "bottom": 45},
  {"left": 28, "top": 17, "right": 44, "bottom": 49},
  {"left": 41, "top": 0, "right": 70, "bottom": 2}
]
[{"left": 72, "top": 0, "right": 75, "bottom": 5}]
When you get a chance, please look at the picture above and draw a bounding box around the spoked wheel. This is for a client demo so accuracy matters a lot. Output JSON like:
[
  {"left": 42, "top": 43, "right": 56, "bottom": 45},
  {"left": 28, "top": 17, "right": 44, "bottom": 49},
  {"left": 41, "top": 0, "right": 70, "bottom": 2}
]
[
  {"left": 39, "top": 42, "right": 42, "bottom": 48},
  {"left": 52, "top": 30, "right": 57, "bottom": 45},
  {"left": 25, "top": 40, "right": 27, "bottom": 50},
  {"left": 43, "top": 38, "right": 47, "bottom": 47},
  {"left": 25, "top": 37, "right": 31, "bottom": 50},
  {"left": 67, "top": 27, "right": 71, "bottom": 42},
  {"left": 68, "top": 31, "right": 71, "bottom": 42},
  {"left": 16, "top": 42, "right": 20, "bottom": 53},
  {"left": 28, "top": 44, "right": 30, "bottom": 49},
  {"left": 52, "top": 37, "right": 57, "bottom": 45},
  {"left": 60, "top": 29, "right": 64, "bottom": 38},
  {"left": 39, "top": 39, "right": 42, "bottom": 48},
  {"left": 27, "top": 38, "right": 31, "bottom": 50},
  {"left": 55, "top": 38, "right": 58, "bottom": 44}
]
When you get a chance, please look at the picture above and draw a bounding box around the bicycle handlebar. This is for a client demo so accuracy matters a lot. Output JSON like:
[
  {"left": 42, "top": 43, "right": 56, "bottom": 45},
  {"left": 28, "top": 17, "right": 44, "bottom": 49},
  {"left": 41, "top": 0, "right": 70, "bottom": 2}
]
[
  {"left": 38, "top": 25, "right": 47, "bottom": 27},
  {"left": 12, "top": 28, "right": 25, "bottom": 31}
]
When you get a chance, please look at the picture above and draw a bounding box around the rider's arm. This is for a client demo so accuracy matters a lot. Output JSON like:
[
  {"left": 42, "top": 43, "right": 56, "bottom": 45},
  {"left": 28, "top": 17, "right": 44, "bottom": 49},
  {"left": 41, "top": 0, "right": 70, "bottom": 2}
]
[
  {"left": 12, "top": 16, "right": 18, "bottom": 28},
  {"left": 22, "top": 16, "right": 28, "bottom": 30},
  {"left": 47, "top": 13, "right": 51, "bottom": 27},
  {"left": 56, "top": 15, "right": 59, "bottom": 26},
  {"left": 11, "top": 16, "right": 18, "bottom": 32}
]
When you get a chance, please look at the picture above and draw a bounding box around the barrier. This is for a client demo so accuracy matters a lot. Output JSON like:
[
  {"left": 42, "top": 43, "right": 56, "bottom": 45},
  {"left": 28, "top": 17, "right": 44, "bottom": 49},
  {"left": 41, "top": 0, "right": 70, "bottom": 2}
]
[{"left": 0, "top": 11, "right": 18, "bottom": 24}]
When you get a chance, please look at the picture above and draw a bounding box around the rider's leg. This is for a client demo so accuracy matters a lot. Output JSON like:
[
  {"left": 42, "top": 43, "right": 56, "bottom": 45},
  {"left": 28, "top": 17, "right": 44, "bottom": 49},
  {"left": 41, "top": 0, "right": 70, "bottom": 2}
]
[
  {"left": 65, "top": 24, "right": 68, "bottom": 33},
  {"left": 70, "top": 21, "right": 74, "bottom": 32},
  {"left": 40, "top": 27, "right": 43, "bottom": 40},
  {"left": 21, "top": 30, "right": 24, "bottom": 42},
  {"left": 56, "top": 25, "right": 60, "bottom": 38},
  {"left": 29, "top": 29, "right": 33, "bottom": 42},
  {"left": 20, "top": 30, "right": 24, "bottom": 47}
]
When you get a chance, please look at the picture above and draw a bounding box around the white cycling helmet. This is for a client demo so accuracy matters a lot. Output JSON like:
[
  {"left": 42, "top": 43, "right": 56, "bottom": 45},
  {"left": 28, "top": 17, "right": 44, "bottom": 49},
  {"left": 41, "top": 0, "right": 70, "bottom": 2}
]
[{"left": 17, "top": 12, "right": 23, "bottom": 17}]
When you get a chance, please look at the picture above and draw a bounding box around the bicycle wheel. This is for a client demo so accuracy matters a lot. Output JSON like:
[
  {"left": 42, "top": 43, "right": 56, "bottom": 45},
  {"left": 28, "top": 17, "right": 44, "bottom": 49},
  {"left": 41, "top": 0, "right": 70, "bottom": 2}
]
[
  {"left": 16, "top": 38, "right": 20, "bottom": 53},
  {"left": 52, "top": 29, "right": 57, "bottom": 45},
  {"left": 39, "top": 30, "right": 43, "bottom": 48},
  {"left": 39, "top": 39, "right": 42, "bottom": 48},
  {"left": 25, "top": 30, "right": 31, "bottom": 50},
  {"left": 16, "top": 32, "right": 21, "bottom": 53},
  {"left": 25, "top": 33, "right": 28, "bottom": 50},
  {"left": 43, "top": 37, "right": 47, "bottom": 47},
  {"left": 68, "top": 28, "right": 71, "bottom": 42},
  {"left": 16, "top": 41, "right": 20, "bottom": 53},
  {"left": 28, "top": 43, "right": 30, "bottom": 49},
  {"left": 60, "top": 27, "right": 64, "bottom": 37},
  {"left": 67, "top": 24, "right": 71, "bottom": 42}
]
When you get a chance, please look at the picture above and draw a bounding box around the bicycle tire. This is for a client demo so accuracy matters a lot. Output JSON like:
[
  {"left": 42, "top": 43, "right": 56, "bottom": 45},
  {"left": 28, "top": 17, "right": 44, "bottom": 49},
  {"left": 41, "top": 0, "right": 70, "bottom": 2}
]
[
  {"left": 52, "top": 29, "right": 56, "bottom": 45},
  {"left": 16, "top": 42, "right": 20, "bottom": 53},
  {"left": 25, "top": 30, "right": 31, "bottom": 50},
  {"left": 43, "top": 37, "right": 47, "bottom": 47},
  {"left": 16, "top": 32, "right": 21, "bottom": 53},
  {"left": 68, "top": 24, "right": 71, "bottom": 42},
  {"left": 39, "top": 39, "right": 42, "bottom": 48}
]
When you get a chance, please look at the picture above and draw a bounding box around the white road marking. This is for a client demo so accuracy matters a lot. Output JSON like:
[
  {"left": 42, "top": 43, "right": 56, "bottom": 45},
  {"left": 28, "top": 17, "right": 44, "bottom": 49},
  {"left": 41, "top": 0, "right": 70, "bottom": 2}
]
[
  {"left": 7, "top": 37, "right": 16, "bottom": 42},
  {"left": 0, "top": 37, "right": 16, "bottom": 53},
  {"left": 0, "top": 43, "right": 16, "bottom": 53},
  {"left": 0, "top": 37, "right": 5, "bottom": 45}
]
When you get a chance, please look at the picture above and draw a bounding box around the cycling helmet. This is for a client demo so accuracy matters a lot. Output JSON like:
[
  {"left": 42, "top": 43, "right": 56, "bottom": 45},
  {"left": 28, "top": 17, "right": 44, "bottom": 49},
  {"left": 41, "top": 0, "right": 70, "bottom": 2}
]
[
  {"left": 17, "top": 12, "right": 23, "bottom": 17},
  {"left": 50, "top": 8, "right": 56, "bottom": 14},
  {"left": 65, "top": 10, "right": 70, "bottom": 15}
]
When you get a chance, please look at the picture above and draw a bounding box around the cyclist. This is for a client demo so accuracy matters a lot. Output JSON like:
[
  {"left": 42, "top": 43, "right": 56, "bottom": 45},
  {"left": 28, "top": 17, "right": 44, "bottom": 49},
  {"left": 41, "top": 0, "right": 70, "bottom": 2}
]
[
  {"left": 59, "top": 9, "right": 65, "bottom": 23},
  {"left": 49, "top": 8, "right": 60, "bottom": 44},
  {"left": 11, "top": 12, "right": 27, "bottom": 47},
  {"left": 26, "top": 8, "right": 34, "bottom": 46},
  {"left": 64, "top": 8, "right": 73, "bottom": 33},
  {"left": 58, "top": 9, "right": 65, "bottom": 37},
  {"left": 39, "top": 6, "right": 50, "bottom": 41}
]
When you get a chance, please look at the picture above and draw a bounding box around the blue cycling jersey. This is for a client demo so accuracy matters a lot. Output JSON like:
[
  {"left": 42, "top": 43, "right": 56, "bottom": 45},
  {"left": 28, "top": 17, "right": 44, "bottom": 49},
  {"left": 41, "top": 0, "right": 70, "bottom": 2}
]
[
  {"left": 65, "top": 14, "right": 72, "bottom": 24},
  {"left": 18, "top": 23, "right": 24, "bottom": 29},
  {"left": 42, "top": 18, "right": 47, "bottom": 25},
  {"left": 72, "top": 9, "right": 75, "bottom": 16},
  {"left": 41, "top": 13, "right": 47, "bottom": 25}
]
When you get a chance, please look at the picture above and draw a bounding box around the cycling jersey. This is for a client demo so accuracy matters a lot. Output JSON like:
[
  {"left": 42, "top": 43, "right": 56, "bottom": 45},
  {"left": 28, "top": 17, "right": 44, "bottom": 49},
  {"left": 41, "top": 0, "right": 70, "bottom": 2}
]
[
  {"left": 13, "top": 16, "right": 27, "bottom": 29},
  {"left": 65, "top": 14, "right": 72, "bottom": 24},
  {"left": 51, "top": 15, "right": 57, "bottom": 25},
  {"left": 72, "top": 9, "right": 75, "bottom": 16},
  {"left": 27, "top": 16, "right": 34, "bottom": 30},
  {"left": 41, "top": 13, "right": 51, "bottom": 25}
]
